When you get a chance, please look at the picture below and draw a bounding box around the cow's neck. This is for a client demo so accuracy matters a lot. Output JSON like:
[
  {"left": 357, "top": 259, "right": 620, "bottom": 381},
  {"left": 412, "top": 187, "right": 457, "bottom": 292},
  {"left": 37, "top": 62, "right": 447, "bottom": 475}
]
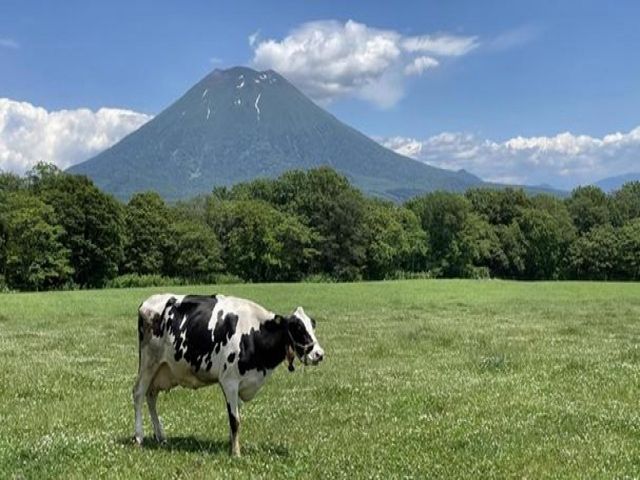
[
  {"left": 259, "top": 323, "right": 289, "bottom": 365},
  {"left": 238, "top": 318, "right": 290, "bottom": 374}
]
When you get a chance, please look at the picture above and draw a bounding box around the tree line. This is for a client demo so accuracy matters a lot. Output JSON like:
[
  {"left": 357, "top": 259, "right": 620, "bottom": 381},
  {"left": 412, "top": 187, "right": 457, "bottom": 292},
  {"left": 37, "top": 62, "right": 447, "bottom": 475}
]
[{"left": 1, "top": 163, "right": 640, "bottom": 291}]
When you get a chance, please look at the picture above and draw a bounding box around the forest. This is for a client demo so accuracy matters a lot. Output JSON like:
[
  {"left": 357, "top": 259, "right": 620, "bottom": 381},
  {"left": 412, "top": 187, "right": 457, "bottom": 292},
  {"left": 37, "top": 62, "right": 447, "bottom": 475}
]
[{"left": 1, "top": 163, "right": 639, "bottom": 291}]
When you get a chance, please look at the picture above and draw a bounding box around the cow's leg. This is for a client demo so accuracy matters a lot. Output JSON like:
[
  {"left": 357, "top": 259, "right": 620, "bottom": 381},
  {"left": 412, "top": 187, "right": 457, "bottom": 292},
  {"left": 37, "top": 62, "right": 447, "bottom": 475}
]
[
  {"left": 146, "top": 389, "right": 166, "bottom": 443},
  {"left": 221, "top": 381, "right": 241, "bottom": 457},
  {"left": 132, "top": 368, "right": 154, "bottom": 445}
]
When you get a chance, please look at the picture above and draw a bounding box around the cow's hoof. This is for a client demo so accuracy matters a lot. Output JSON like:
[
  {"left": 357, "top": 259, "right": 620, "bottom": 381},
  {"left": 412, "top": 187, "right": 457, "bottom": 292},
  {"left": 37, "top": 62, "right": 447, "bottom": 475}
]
[{"left": 133, "top": 435, "right": 143, "bottom": 447}]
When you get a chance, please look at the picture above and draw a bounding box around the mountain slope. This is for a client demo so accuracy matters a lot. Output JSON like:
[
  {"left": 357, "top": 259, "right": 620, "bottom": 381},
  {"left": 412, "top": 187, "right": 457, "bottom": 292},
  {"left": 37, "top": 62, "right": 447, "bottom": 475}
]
[
  {"left": 69, "top": 67, "right": 487, "bottom": 201},
  {"left": 595, "top": 172, "right": 640, "bottom": 192}
]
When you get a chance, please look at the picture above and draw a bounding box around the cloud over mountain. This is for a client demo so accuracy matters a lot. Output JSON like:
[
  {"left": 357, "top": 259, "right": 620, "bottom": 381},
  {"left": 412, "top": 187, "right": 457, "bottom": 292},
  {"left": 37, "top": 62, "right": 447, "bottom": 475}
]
[
  {"left": 251, "top": 20, "right": 478, "bottom": 107},
  {"left": 380, "top": 126, "right": 640, "bottom": 189},
  {"left": 0, "top": 98, "right": 151, "bottom": 174}
]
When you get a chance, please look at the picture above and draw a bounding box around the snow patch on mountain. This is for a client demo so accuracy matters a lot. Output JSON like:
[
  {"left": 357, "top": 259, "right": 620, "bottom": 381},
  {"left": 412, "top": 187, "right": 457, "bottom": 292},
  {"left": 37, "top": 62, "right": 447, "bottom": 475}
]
[{"left": 254, "top": 93, "right": 261, "bottom": 121}]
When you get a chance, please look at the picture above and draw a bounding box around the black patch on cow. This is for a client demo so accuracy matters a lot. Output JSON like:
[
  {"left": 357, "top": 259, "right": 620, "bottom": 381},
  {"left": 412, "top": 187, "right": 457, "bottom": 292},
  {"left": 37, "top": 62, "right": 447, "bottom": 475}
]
[
  {"left": 213, "top": 311, "right": 238, "bottom": 354},
  {"left": 163, "top": 295, "right": 238, "bottom": 371},
  {"left": 238, "top": 318, "right": 288, "bottom": 376},
  {"left": 223, "top": 363, "right": 227, "bottom": 371},
  {"left": 153, "top": 297, "right": 177, "bottom": 338},
  {"left": 287, "top": 315, "right": 315, "bottom": 357},
  {"left": 227, "top": 353, "right": 236, "bottom": 363},
  {"left": 226, "top": 403, "right": 238, "bottom": 434}
]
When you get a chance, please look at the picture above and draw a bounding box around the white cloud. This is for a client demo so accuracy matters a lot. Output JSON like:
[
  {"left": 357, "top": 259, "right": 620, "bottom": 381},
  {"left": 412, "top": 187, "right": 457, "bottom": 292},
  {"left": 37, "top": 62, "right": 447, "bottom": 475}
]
[
  {"left": 248, "top": 30, "right": 260, "bottom": 47},
  {"left": 0, "top": 98, "right": 151, "bottom": 174},
  {"left": 380, "top": 127, "right": 640, "bottom": 189},
  {"left": 402, "top": 34, "right": 478, "bottom": 56},
  {"left": 404, "top": 56, "right": 439, "bottom": 76},
  {"left": 251, "top": 20, "right": 477, "bottom": 107},
  {"left": 485, "top": 25, "right": 540, "bottom": 52},
  {"left": 0, "top": 38, "right": 19, "bottom": 49},
  {"left": 381, "top": 136, "right": 425, "bottom": 158}
]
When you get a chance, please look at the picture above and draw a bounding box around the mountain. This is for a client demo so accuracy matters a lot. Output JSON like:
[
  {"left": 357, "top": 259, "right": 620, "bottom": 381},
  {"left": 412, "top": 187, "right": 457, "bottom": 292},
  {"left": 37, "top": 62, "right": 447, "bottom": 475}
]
[
  {"left": 68, "top": 66, "right": 489, "bottom": 201},
  {"left": 595, "top": 172, "right": 640, "bottom": 192}
]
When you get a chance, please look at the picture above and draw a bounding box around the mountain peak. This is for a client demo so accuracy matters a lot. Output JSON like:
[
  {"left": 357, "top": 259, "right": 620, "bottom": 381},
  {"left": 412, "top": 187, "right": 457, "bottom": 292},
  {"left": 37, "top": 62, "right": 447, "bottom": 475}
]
[{"left": 206, "top": 66, "right": 280, "bottom": 82}]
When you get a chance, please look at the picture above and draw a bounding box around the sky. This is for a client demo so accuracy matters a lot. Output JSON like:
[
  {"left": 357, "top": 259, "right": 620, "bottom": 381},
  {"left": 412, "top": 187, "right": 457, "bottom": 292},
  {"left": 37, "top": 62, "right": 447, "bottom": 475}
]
[{"left": 1, "top": 0, "right": 639, "bottom": 189}]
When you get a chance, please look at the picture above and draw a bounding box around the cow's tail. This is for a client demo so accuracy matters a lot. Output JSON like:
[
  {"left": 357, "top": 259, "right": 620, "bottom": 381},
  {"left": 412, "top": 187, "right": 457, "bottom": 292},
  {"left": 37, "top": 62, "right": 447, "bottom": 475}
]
[{"left": 137, "top": 305, "right": 145, "bottom": 373}]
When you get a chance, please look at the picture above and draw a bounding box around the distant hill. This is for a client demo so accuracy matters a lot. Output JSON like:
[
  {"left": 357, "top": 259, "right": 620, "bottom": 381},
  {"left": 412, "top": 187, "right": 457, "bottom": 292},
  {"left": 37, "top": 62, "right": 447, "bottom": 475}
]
[
  {"left": 68, "top": 67, "right": 495, "bottom": 201},
  {"left": 595, "top": 172, "right": 640, "bottom": 192}
]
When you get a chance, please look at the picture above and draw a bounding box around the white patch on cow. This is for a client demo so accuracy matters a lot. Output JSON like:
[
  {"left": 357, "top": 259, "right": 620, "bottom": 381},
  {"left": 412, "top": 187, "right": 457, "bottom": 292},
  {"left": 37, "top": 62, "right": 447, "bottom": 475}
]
[
  {"left": 179, "top": 317, "right": 187, "bottom": 329},
  {"left": 293, "top": 306, "right": 324, "bottom": 364},
  {"left": 140, "top": 294, "right": 186, "bottom": 320},
  {"left": 254, "top": 93, "right": 261, "bottom": 121}
]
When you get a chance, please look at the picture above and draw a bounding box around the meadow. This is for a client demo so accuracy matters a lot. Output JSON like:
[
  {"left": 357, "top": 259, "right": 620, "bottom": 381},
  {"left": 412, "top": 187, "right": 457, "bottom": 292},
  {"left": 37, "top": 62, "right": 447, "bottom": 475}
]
[{"left": 1, "top": 280, "right": 640, "bottom": 479}]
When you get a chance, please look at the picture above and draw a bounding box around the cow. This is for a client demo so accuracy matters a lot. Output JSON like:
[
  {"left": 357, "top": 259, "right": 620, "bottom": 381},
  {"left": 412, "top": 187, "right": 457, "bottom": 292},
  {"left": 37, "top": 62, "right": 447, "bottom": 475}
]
[{"left": 133, "top": 293, "right": 324, "bottom": 456}]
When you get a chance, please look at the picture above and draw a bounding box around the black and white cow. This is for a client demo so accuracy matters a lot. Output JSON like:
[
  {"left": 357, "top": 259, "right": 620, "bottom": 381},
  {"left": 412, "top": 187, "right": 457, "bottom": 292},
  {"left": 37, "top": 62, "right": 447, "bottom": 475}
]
[{"left": 133, "top": 293, "right": 324, "bottom": 456}]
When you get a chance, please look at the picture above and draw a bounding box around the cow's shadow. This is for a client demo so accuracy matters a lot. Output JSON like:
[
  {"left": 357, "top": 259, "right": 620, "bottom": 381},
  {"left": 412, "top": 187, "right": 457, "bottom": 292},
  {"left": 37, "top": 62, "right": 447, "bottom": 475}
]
[{"left": 119, "top": 435, "right": 289, "bottom": 457}]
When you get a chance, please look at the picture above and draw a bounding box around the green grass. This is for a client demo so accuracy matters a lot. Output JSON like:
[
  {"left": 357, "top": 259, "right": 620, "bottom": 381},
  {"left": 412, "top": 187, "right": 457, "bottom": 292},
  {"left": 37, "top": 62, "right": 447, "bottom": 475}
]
[{"left": 2, "top": 280, "right": 640, "bottom": 478}]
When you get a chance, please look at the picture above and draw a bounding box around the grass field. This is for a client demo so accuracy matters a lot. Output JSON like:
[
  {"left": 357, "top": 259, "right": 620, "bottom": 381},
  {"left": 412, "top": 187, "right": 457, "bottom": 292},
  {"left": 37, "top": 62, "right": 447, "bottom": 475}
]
[{"left": 1, "top": 280, "right": 640, "bottom": 479}]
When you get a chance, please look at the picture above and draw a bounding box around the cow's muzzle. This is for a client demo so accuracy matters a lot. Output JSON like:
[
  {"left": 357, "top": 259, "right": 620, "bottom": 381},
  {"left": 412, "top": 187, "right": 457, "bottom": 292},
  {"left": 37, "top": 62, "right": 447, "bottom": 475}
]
[{"left": 306, "top": 346, "right": 325, "bottom": 366}]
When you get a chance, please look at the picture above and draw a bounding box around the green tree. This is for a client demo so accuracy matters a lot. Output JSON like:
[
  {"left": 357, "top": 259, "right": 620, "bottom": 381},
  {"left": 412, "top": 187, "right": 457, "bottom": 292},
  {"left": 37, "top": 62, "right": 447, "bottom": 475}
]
[
  {"left": 406, "top": 191, "right": 472, "bottom": 277},
  {"left": 0, "top": 173, "right": 22, "bottom": 280},
  {"left": 466, "top": 188, "right": 531, "bottom": 225},
  {"left": 516, "top": 198, "right": 576, "bottom": 279},
  {"left": 618, "top": 219, "right": 640, "bottom": 280},
  {"left": 612, "top": 181, "right": 640, "bottom": 225},
  {"left": 0, "top": 172, "right": 24, "bottom": 193},
  {"left": 494, "top": 222, "right": 527, "bottom": 278},
  {"left": 123, "top": 192, "right": 172, "bottom": 275},
  {"left": 218, "top": 168, "right": 369, "bottom": 281},
  {"left": 0, "top": 191, "right": 72, "bottom": 290},
  {"left": 362, "top": 200, "right": 428, "bottom": 279},
  {"left": 32, "top": 169, "right": 125, "bottom": 287},
  {"left": 568, "top": 225, "right": 620, "bottom": 280},
  {"left": 459, "top": 213, "right": 504, "bottom": 278},
  {"left": 163, "top": 220, "right": 223, "bottom": 281},
  {"left": 565, "top": 185, "right": 611, "bottom": 233},
  {"left": 210, "top": 199, "right": 317, "bottom": 282}
]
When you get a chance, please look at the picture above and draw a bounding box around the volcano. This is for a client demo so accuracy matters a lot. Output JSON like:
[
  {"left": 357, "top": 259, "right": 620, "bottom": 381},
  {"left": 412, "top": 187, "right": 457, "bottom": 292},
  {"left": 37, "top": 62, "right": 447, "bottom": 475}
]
[{"left": 69, "top": 66, "right": 485, "bottom": 200}]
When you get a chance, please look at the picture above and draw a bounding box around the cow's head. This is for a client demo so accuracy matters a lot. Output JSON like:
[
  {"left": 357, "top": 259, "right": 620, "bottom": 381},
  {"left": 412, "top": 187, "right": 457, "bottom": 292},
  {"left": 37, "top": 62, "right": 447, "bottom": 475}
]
[{"left": 286, "top": 307, "right": 324, "bottom": 367}]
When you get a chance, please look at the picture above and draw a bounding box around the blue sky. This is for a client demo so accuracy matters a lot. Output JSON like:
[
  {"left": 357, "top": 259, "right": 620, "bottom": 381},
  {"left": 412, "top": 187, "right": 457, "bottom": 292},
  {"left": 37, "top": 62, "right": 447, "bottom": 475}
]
[{"left": 1, "top": 0, "right": 639, "bottom": 188}]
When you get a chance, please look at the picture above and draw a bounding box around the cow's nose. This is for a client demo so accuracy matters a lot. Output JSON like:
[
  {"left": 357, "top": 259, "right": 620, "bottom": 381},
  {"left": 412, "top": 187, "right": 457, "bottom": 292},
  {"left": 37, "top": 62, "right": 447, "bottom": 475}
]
[{"left": 314, "top": 350, "right": 324, "bottom": 362}]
